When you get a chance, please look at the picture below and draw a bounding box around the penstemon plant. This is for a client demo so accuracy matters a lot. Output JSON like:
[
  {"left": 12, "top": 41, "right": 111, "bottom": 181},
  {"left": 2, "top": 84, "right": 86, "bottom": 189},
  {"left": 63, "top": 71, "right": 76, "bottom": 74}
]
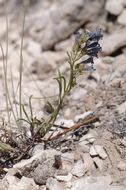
[
  {"left": 43, "top": 28, "right": 103, "bottom": 135},
  {"left": 0, "top": 29, "right": 103, "bottom": 155},
  {"left": 18, "top": 28, "right": 103, "bottom": 142}
]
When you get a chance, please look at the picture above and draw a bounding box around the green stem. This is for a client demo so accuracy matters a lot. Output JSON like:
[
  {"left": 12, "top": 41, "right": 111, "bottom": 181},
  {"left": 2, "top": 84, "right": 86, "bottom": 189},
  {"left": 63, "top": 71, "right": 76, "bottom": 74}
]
[{"left": 47, "top": 51, "right": 78, "bottom": 128}]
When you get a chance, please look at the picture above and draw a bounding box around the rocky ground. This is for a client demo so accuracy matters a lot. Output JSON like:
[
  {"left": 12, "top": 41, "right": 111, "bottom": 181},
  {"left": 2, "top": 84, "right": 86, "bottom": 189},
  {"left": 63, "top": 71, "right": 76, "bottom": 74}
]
[{"left": 0, "top": 0, "right": 126, "bottom": 190}]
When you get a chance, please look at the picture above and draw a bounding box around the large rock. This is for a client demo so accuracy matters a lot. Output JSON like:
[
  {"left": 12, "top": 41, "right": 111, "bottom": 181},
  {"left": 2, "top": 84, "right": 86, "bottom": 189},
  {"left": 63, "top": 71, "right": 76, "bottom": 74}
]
[
  {"left": 105, "top": 0, "right": 125, "bottom": 15},
  {"left": 29, "top": 0, "right": 105, "bottom": 50},
  {"left": 101, "top": 29, "right": 126, "bottom": 55}
]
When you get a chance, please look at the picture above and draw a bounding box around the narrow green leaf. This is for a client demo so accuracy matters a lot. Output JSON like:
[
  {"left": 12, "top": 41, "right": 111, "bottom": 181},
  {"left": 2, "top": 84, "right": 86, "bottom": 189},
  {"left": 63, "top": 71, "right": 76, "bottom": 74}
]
[
  {"left": 22, "top": 105, "right": 31, "bottom": 123},
  {"left": 29, "top": 95, "right": 33, "bottom": 119},
  {"left": 0, "top": 142, "right": 15, "bottom": 152}
]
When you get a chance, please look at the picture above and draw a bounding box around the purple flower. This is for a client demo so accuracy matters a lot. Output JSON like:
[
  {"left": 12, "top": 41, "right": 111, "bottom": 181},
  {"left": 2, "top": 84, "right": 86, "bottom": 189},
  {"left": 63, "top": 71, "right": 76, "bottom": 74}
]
[
  {"left": 74, "top": 28, "right": 103, "bottom": 71},
  {"left": 86, "top": 41, "right": 99, "bottom": 49},
  {"left": 87, "top": 28, "right": 103, "bottom": 41},
  {"left": 87, "top": 45, "right": 102, "bottom": 57}
]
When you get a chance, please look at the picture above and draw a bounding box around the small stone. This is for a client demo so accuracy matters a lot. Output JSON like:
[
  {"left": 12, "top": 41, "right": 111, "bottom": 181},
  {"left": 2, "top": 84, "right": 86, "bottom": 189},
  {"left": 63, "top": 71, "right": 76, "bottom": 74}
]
[
  {"left": 66, "top": 181, "right": 72, "bottom": 188},
  {"left": 71, "top": 160, "right": 87, "bottom": 177},
  {"left": 78, "top": 143, "right": 90, "bottom": 153},
  {"left": 95, "top": 145, "right": 108, "bottom": 159},
  {"left": 5, "top": 175, "right": 19, "bottom": 185},
  {"left": 74, "top": 111, "right": 94, "bottom": 122},
  {"left": 8, "top": 177, "right": 39, "bottom": 190},
  {"left": 93, "top": 157, "right": 104, "bottom": 171},
  {"left": 119, "top": 139, "right": 126, "bottom": 146},
  {"left": 32, "top": 143, "right": 44, "bottom": 156},
  {"left": 55, "top": 119, "right": 74, "bottom": 128},
  {"left": 26, "top": 40, "right": 41, "bottom": 57},
  {"left": 46, "top": 177, "right": 64, "bottom": 190},
  {"left": 105, "top": 0, "right": 124, "bottom": 15},
  {"left": 102, "top": 56, "right": 114, "bottom": 65},
  {"left": 101, "top": 29, "right": 126, "bottom": 55},
  {"left": 80, "top": 134, "right": 96, "bottom": 144},
  {"left": 89, "top": 146, "right": 98, "bottom": 157},
  {"left": 13, "top": 149, "right": 59, "bottom": 173},
  {"left": 118, "top": 9, "right": 126, "bottom": 25},
  {"left": 55, "top": 173, "right": 72, "bottom": 182},
  {"left": 33, "top": 161, "right": 55, "bottom": 185},
  {"left": 117, "top": 161, "right": 126, "bottom": 171},
  {"left": 62, "top": 152, "right": 74, "bottom": 161},
  {"left": 117, "top": 101, "right": 126, "bottom": 114},
  {"left": 71, "top": 175, "right": 114, "bottom": 190},
  {"left": 0, "top": 179, "right": 8, "bottom": 190},
  {"left": 82, "top": 153, "right": 95, "bottom": 171}
]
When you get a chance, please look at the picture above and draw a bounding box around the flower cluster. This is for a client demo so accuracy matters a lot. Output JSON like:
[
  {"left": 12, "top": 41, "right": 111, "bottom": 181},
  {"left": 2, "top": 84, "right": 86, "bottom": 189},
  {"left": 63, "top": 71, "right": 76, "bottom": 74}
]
[{"left": 74, "top": 28, "right": 103, "bottom": 71}]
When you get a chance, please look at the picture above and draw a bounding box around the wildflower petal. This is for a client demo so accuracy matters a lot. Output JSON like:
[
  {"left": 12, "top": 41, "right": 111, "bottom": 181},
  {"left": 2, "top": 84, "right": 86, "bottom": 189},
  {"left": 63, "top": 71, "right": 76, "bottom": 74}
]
[
  {"left": 87, "top": 28, "right": 103, "bottom": 41},
  {"left": 86, "top": 41, "right": 98, "bottom": 49}
]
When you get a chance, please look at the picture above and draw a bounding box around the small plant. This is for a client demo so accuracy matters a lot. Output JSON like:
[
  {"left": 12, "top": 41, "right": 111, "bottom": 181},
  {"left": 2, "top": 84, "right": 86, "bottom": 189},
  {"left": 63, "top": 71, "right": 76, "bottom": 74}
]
[
  {"left": 19, "top": 28, "right": 103, "bottom": 142},
  {"left": 0, "top": 28, "right": 103, "bottom": 168}
]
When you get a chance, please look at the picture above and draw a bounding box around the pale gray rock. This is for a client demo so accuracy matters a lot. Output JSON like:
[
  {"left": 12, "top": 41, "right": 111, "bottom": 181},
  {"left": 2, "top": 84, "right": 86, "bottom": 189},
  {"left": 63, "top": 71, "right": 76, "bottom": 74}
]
[
  {"left": 26, "top": 40, "right": 41, "bottom": 57},
  {"left": 80, "top": 134, "right": 96, "bottom": 144},
  {"left": 13, "top": 149, "right": 59, "bottom": 173},
  {"left": 116, "top": 101, "right": 126, "bottom": 114},
  {"left": 33, "top": 160, "right": 56, "bottom": 185},
  {"left": 93, "top": 157, "right": 104, "bottom": 171},
  {"left": 74, "top": 111, "right": 94, "bottom": 123},
  {"left": 117, "top": 161, "right": 126, "bottom": 171},
  {"left": 101, "top": 29, "right": 126, "bottom": 55},
  {"left": 105, "top": 0, "right": 124, "bottom": 15},
  {"left": 95, "top": 145, "right": 107, "bottom": 159},
  {"left": 71, "top": 160, "right": 87, "bottom": 177},
  {"left": 89, "top": 146, "right": 98, "bottom": 157},
  {"left": 114, "top": 54, "right": 126, "bottom": 75},
  {"left": 102, "top": 56, "right": 114, "bottom": 65},
  {"left": 8, "top": 177, "right": 39, "bottom": 190},
  {"left": 82, "top": 153, "right": 95, "bottom": 171},
  {"left": 71, "top": 175, "right": 126, "bottom": 190},
  {"left": 55, "top": 173, "right": 72, "bottom": 182},
  {"left": 46, "top": 177, "right": 64, "bottom": 190},
  {"left": 118, "top": 9, "right": 126, "bottom": 25},
  {"left": 78, "top": 142, "right": 90, "bottom": 153},
  {"left": 55, "top": 119, "right": 74, "bottom": 128},
  {"left": 38, "top": 0, "right": 105, "bottom": 50},
  {"left": 32, "top": 143, "right": 44, "bottom": 156},
  {"left": 0, "top": 180, "right": 8, "bottom": 190}
]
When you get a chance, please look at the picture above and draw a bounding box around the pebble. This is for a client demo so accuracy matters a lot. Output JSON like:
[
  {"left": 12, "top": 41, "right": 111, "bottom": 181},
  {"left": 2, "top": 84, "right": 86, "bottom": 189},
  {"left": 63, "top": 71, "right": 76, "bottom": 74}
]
[
  {"left": 101, "top": 29, "right": 126, "bottom": 55},
  {"left": 117, "top": 9, "right": 126, "bottom": 25},
  {"left": 116, "top": 101, "right": 126, "bottom": 114},
  {"left": 90, "top": 145, "right": 107, "bottom": 160},
  {"left": 80, "top": 134, "right": 96, "bottom": 144},
  {"left": 105, "top": 0, "right": 124, "bottom": 15},
  {"left": 71, "top": 160, "right": 87, "bottom": 177},
  {"left": 89, "top": 146, "right": 98, "bottom": 157},
  {"left": 46, "top": 177, "right": 64, "bottom": 190},
  {"left": 55, "top": 173, "right": 73, "bottom": 182},
  {"left": 117, "top": 161, "right": 126, "bottom": 171},
  {"left": 71, "top": 175, "right": 117, "bottom": 190},
  {"left": 93, "top": 157, "right": 104, "bottom": 171},
  {"left": 82, "top": 153, "right": 95, "bottom": 171},
  {"left": 74, "top": 111, "right": 94, "bottom": 123}
]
